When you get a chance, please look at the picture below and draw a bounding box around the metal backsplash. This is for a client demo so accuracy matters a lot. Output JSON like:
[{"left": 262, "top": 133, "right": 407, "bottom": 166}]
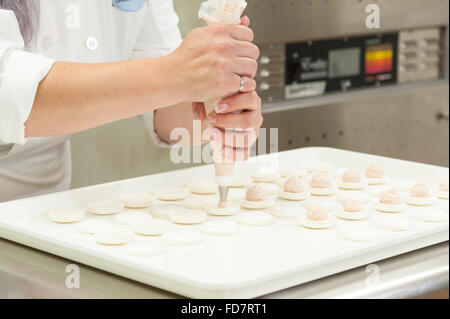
[
  {"left": 262, "top": 82, "right": 449, "bottom": 166},
  {"left": 246, "top": 0, "right": 450, "bottom": 166},
  {"left": 246, "top": 0, "right": 449, "bottom": 44}
]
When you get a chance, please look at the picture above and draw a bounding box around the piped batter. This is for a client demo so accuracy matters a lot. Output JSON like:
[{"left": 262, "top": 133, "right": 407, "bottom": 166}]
[
  {"left": 301, "top": 202, "right": 336, "bottom": 229},
  {"left": 339, "top": 169, "right": 367, "bottom": 190},
  {"left": 278, "top": 177, "right": 311, "bottom": 201},
  {"left": 376, "top": 188, "right": 404, "bottom": 213},
  {"left": 365, "top": 163, "right": 386, "bottom": 185},
  {"left": 405, "top": 182, "right": 436, "bottom": 206},
  {"left": 310, "top": 173, "right": 337, "bottom": 196},
  {"left": 240, "top": 185, "right": 274, "bottom": 209}
]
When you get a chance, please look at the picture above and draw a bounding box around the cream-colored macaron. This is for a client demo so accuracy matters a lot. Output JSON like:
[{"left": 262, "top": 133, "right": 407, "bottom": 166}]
[
  {"left": 95, "top": 225, "right": 134, "bottom": 245},
  {"left": 337, "top": 199, "right": 369, "bottom": 220},
  {"left": 205, "top": 202, "right": 240, "bottom": 216},
  {"left": 300, "top": 215, "right": 336, "bottom": 229},
  {"left": 187, "top": 180, "right": 218, "bottom": 195},
  {"left": 278, "top": 177, "right": 310, "bottom": 201},
  {"left": 119, "top": 193, "right": 152, "bottom": 209},
  {"left": 154, "top": 187, "right": 189, "bottom": 201},
  {"left": 404, "top": 182, "right": 436, "bottom": 206},
  {"left": 162, "top": 230, "right": 204, "bottom": 246},
  {"left": 252, "top": 183, "right": 279, "bottom": 197},
  {"left": 339, "top": 169, "right": 368, "bottom": 190},
  {"left": 302, "top": 198, "right": 339, "bottom": 214},
  {"left": 240, "top": 198, "right": 275, "bottom": 210},
  {"left": 183, "top": 196, "right": 218, "bottom": 210},
  {"left": 365, "top": 163, "right": 386, "bottom": 185},
  {"left": 169, "top": 209, "right": 207, "bottom": 225},
  {"left": 87, "top": 199, "right": 124, "bottom": 215},
  {"left": 376, "top": 189, "right": 405, "bottom": 213},
  {"left": 309, "top": 174, "right": 337, "bottom": 196},
  {"left": 436, "top": 180, "right": 449, "bottom": 200},
  {"left": 148, "top": 203, "right": 184, "bottom": 219},
  {"left": 48, "top": 207, "right": 85, "bottom": 223},
  {"left": 300, "top": 202, "right": 336, "bottom": 229},
  {"left": 240, "top": 185, "right": 275, "bottom": 210},
  {"left": 132, "top": 217, "right": 171, "bottom": 236},
  {"left": 278, "top": 190, "right": 311, "bottom": 201}
]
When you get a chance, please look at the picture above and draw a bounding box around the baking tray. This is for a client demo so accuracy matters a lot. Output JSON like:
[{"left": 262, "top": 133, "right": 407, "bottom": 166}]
[{"left": 0, "top": 147, "right": 448, "bottom": 298}]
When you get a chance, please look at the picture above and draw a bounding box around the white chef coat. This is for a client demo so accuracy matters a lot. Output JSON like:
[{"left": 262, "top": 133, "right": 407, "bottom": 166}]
[{"left": 0, "top": 0, "right": 182, "bottom": 202}]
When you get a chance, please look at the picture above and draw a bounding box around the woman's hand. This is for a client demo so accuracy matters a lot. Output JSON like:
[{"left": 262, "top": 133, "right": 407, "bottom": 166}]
[
  {"left": 168, "top": 17, "right": 259, "bottom": 102},
  {"left": 194, "top": 89, "right": 263, "bottom": 162},
  {"left": 191, "top": 17, "right": 263, "bottom": 162}
]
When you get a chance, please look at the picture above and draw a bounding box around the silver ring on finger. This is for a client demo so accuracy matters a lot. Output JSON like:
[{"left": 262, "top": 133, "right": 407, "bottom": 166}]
[{"left": 239, "top": 77, "right": 245, "bottom": 92}]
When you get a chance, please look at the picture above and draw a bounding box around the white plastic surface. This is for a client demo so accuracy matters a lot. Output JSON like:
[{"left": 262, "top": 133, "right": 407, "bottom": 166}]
[{"left": 0, "top": 148, "right": 448, "bottom": 298}]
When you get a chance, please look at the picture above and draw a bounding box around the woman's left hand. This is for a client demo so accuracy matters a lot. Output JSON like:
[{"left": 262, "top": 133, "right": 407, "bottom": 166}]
[{"left": 193, "top": 90, "right": 263, "bottom": 162}]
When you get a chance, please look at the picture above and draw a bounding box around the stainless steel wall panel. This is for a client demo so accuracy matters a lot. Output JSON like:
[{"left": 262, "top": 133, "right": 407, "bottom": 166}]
[
  {"left": 247, "top": 0, "right": 449, "bottom": 44},
  {"left": 262, "top": 83, "right": 449, "bottom": 166}
]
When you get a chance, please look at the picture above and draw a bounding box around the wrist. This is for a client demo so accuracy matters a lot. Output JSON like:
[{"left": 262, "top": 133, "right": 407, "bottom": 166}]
[
  {"left": 136, "top": 55, "right": 185, "bottom": 109},
  {"left": 157, "top": 52, "right": 191, "bottom": 105}
]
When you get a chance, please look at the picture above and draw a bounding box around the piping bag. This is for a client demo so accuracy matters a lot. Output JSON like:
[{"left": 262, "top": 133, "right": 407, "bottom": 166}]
[{"left": 198, "top": 0, "right": 248, "bottom": 207}]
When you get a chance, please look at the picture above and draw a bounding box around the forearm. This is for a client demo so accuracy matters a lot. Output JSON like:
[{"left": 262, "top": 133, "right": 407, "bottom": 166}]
[
  {"left": 154, "top": 102, "right": 208, "bottom": 146},
  {"left": 25, "top": 57, "right": 184, "bottom": 137},
  {"left": 23, "top": 21, "right": 258, "bottom": 140}
]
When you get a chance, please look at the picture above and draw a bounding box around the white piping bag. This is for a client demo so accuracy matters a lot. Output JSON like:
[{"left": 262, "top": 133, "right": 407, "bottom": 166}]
[{"left": 199, "top": 0, "right": 248, "bottom": 206}]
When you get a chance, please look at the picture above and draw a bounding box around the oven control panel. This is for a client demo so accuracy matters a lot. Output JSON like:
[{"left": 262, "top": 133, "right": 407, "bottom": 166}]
[
  {"left": 285, "top": 33, "right": 398, "bottom": 99},
  {"left": 256, "top": 27, "right": 445, "bottom": 103}
]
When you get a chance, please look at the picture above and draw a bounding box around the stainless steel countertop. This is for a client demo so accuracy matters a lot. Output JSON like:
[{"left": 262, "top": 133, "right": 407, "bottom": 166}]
[{"left": 0, "top": 238, "right": 448, "bottom": 299}]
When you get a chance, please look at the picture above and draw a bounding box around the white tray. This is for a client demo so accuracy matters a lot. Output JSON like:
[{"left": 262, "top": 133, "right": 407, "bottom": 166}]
[{"left": 0, "top": 147, "right": 448, "bottom": 298}]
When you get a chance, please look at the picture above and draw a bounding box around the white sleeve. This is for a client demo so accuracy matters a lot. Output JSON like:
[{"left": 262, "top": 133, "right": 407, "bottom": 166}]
[
  {"left": 0, "top": 9, "right": 54, "bottom": 148},
  {"left": 132, "top": 0, "right": 183, "bottom": 148}
]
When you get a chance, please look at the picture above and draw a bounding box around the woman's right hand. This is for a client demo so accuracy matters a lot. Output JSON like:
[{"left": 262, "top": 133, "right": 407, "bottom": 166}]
[{"left": 168, "top": 22, "right": 260, "bottom": 103}]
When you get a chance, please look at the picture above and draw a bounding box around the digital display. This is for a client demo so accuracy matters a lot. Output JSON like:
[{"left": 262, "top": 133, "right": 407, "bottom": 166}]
[
  {"left": 365, "top": 43, "right": 393, "bottom": 75},
  {"left": 328, "top": 48, "right": 361, "bottom": 78},
  {"left": 285, "top": 33, "right": 398, "bottom": 97}
]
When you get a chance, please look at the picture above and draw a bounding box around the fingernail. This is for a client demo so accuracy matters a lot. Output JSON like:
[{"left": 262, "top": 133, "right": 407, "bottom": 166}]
[
  {"left": 218, "top": 104, "right": 228, "bottom": 113},
  {"left": 207, "top": 115, "right": 216, "bottom": 124}
]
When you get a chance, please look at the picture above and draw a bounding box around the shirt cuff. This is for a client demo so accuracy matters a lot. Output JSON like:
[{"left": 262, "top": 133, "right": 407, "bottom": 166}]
[
  {"left": 141, "top": 111, "right": 171, "bottom": 148},
  {"left": 0, "top": 50, "right": 54, "bottom": 145}
]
